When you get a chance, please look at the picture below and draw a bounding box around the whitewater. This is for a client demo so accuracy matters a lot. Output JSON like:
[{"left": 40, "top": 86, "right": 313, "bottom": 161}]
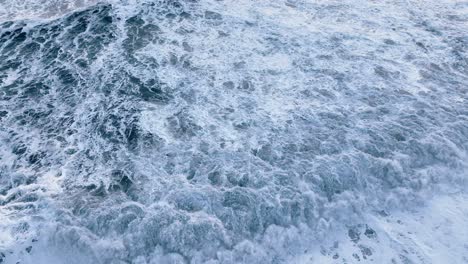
[{"left": 0, "top": 0, "right": 467, "bottom": 263}]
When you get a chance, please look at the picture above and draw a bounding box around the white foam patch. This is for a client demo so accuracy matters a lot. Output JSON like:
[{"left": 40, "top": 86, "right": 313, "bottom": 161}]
[
  {"left": 0, "top": 0, "right": 100, "bottom": 22},
  {"left": 1, "top": 70, "right": 19, "bottom": 86},
  {"left": 373, "top": 193, "right": 468, "bottom": 263},
  {"left": 292, "top": 193, "right": 468, "bottom": 264}
]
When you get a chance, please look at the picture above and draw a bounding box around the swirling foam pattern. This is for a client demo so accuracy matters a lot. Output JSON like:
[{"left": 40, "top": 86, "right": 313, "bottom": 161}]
[{"left": 0, "top": 0, "right": 467, "bottom": 263}]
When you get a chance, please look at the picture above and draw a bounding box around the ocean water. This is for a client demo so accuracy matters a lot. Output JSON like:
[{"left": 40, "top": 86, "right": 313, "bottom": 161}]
[{"left": 0, "top": 0, "right": 467, "bottom": 263}]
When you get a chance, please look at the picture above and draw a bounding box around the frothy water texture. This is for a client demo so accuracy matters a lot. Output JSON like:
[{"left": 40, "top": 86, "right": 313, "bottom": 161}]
[
  {"left": 0, "top": 0, "right": 99, "bottom": 22},
  {"left": 0, "top": 0, "right": 467, "bottom": 263}
]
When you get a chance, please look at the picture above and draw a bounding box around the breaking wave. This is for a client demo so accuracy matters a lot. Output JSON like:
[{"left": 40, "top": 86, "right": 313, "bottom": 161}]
[{"left": 0, "top": 0, "right": 467, "bottom": 263}]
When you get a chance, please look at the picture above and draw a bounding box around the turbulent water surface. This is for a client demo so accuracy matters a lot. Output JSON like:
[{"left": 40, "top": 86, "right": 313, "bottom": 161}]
[{"left": 0, "top": 0, "right": 467, "bottom": 263}]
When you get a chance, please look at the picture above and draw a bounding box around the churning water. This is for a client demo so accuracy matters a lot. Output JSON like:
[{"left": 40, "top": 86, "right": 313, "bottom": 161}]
[{"left": 0, "top": 0, "right": 467, "bottom": 263}]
